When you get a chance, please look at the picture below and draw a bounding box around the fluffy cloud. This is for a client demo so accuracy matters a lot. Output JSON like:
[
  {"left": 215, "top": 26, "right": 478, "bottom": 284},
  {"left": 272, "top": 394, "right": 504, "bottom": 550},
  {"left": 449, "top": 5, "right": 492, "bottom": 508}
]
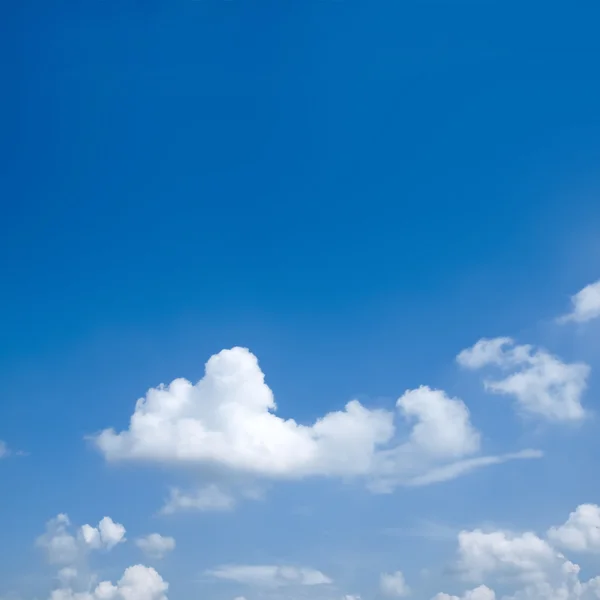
[
  {"left": 558, "top": 279, "right": 600, "bottom": 324},
  {"left": 499, "top": 561, "right": 600, "bottom": 600},
  {"left": 135, "top": 534, "right": 175, "bottom": 559},
  {"left": 435, "top": 505, "right": 600, "bottom": 600},
  {"left": 36, "top": 515, "right": 81, "bottom": 566},
  {"left": 80, "top": 517, "right": 126, "bottom": 551},
  {"left": 547, "top": 504, "right": 600, "bottom": 553},
  {"left": 49, "top": 565, "right": 168, "bottom": 600},
  {"left": 207, "top": 565, "right": 332, "bottom": 588},
  {"left": 456, "top": 528, "right": 562, "bottom": 583},
  {"left": 457, "top": 338, "right": 589, "bottom": 421},
  {"left": 36, "top": 515, "right": 126, "bottom": 566},
  {"left": 380, "top": 571, "right": 410, "bottom": 597},
  {"left": 160, "top": 484, "right": 235, "bottom": 514},
  {"left": 0, "top": 440, "right": 8, "bottom": 458},
  {"left": 94, "top": 348, "right": 539, "bottom": 495},
  {"left": 432, "top": 585, "right": 496, "bottom": 600}
]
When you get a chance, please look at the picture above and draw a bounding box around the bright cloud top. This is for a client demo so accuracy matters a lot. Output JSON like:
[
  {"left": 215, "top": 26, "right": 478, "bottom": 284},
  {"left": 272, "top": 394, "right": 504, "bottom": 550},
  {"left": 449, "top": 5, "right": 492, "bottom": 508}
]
[
  {"left": 93, "top": 347, "right": 540, "bottom": 495},
  {"left": 456, "top": 528, "right": 562, "bottom": 583},
  {"left": 207, "top": 565, "right": 332, "bottom": 588},
  {"left": 547, "top": 504, "right": 600, "bottom": 553},
  {"left": 80, "top": 517, "right": 126, "bottom": 551},
  {"left": 558, "top": 279, "right": 600, "bottom": 324},
  {"left": 457, "top": 338, "right": 589, "bottom": 421}
]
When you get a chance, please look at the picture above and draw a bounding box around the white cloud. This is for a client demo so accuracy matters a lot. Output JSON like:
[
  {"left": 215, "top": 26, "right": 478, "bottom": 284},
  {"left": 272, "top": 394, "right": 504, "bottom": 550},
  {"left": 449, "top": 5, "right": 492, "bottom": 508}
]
[
  {"left": 0, "top": 440, "right": 8, "bottom": 458},
  {"left": 207, "top": 565, "right": 332, "bottom": 588},
  {"left": 49, "top": 564, "right": 168, "bottom": 600},
  {"left": 135, "top": 534, "right": 175, "bottom": 559},
  {"left": 57, "top": 568, "right": 78, "bottom": 585},
  {"left": 79, "top": 517, "right": 126, "bottom": 551},
  {"left": 380, "top": 571, "right": 410, "bottom": 597},
  {"left": 558, "top": 280, "right": 600, "bottom": 324},
  {"left": 500, "top": 562, "right": 600, "bottom": 600},
  {"left": 437, "top": 573, "right": 600, "bottom": 600},
  {"left": 446, "top": 506, "right": 600, "bottom": 599},
  {"left": 432, "top": 585, "right": 496, "bottom": 600},
  {"left": 36, "top": 514, "right": 126, "bottom": 566},
  {"left": 456, "top": 528, "right": 562, "bottom": 583},
  {"left": 404, "top": 450, "right": 542, "bottom": 487},
  {"left": 547, "top": 504, "right": 600, "bottom": 553},
  {"left": 93, "top": 348, "right": 539, "bottom": 494},
  {"left": 36, "top": 515, "right": 80, "bottom": 566},
  {"left": 396, "top": 387, "right": 480, "bottom": 458},
  {"left": 160, "top": 484, "right": 235, "bottom": 514},
  {"left": 457, "top": 338, "right": 589, "bottom": 421}
]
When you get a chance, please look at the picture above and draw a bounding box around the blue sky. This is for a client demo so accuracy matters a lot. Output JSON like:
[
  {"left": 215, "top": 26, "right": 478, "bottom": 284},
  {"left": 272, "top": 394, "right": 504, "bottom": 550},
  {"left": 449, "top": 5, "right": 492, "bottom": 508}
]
[{"left": 3, "top": 1, "right": 600, "bottom": 599}]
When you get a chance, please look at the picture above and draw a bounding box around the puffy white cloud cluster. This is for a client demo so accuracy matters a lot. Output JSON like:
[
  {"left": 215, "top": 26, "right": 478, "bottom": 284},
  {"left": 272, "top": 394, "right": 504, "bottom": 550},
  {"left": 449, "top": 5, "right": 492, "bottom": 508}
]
[
  {"left": 547, "top": 504, "right": 600, "bottom": 553},
  {"left": 36, "top": 515, "right": 126, "bottom": 565},
  {"left": 433, "top": 504, "right": 600, "bottom": 600},
  {"left": 93, "top": 348, "right": 539, "bottom": 500},
  {"left": 135, "top": 534, "right": 175, "bottom": 559},
  {"left": 207, "top": 564, "right": 332, "bottom": 588},
  {"left": 558, "top": 279, "right": 600, "bottom": 324},
  {"left": 457, "top": 338, "right": 589, "bottom": 421},
  {"left": 48, "top": 565, "right": 168, "bottom": 600},
  {"left": 80, "top": 517, "right": 126, "bottom": 551},
  {"left": 35, "top": 515, "right": 170, "bottom": 600},
  {"left": 456, "top": 529, "right": 563, "bottom": 583}
]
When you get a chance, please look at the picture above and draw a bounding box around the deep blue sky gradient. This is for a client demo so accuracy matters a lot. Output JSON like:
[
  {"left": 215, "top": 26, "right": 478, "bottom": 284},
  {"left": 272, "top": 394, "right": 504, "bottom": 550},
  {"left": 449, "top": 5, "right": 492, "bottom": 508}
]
[{"left": 2, "top": 2, "right": 600, "bottom": 598}]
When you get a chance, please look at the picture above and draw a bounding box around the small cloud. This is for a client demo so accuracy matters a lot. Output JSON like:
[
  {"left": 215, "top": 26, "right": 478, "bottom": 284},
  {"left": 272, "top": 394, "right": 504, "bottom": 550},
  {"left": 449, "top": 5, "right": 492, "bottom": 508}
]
[
  {"left": 547, "top": 503, "right": 600, "bottom": 553},
  {"left": 557, "top": 279, "right": 600, "bottom": 324},
  {"left": 135, "top": 533, "right": 176, "bottom": 559},
  {"left": 380, "top": 570, "right": 410, "bottom": 597},
  {"left": 35, "top": 514, "right": 126, "bottom": 566},
  {"left": 207, "top": 565, "right": 332, "bottom": 588},
  {"left": 35, "top": 514, "right": 80, "bottom": 565},
  {"left": 79, "top": 516, "right": 126, "bottom": 550},
  {"left": 0, "top": 440, "right": 27, "bottom": 459},
  {"left": 457, "top": 338, "right": 589, "bottom": 422},
  {"left": 161, "top": 484, "right": 236, "bottom": 514}
]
